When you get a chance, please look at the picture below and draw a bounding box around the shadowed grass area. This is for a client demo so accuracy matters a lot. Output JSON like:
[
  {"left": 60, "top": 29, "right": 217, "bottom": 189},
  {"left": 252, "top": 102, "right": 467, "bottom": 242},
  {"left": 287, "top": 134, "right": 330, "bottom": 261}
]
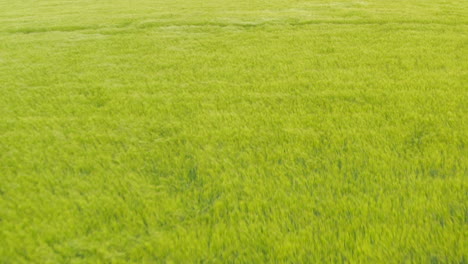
[{"left": 0, "top": 0, "right": 467, "bottom": 263}]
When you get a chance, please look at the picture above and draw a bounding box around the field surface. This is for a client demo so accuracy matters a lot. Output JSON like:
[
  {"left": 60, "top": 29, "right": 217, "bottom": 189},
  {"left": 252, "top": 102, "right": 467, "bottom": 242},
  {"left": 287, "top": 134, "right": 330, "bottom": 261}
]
[{"left": 1, "top": 0, "right": 467, "bottom": 263}]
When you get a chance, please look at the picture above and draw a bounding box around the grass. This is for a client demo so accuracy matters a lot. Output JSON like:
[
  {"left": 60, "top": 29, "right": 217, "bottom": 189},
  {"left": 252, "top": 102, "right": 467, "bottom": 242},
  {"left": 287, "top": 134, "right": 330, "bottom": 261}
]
[{"left": 0, "top": 0, "right": 467, "bottom": 263}]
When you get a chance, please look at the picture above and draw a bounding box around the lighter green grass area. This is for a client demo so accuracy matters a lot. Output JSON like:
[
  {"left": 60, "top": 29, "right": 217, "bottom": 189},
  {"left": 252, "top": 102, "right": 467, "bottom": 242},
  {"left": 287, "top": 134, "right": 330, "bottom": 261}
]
[{"left": 0, "top": 0, "right": 467, "bottom": 263}]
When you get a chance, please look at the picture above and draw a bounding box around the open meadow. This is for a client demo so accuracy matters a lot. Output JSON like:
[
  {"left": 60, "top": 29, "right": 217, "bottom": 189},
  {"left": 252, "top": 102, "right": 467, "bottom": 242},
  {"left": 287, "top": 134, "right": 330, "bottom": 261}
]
[{"left": 0, "top": 0, "right": 467, "bottom": 262}]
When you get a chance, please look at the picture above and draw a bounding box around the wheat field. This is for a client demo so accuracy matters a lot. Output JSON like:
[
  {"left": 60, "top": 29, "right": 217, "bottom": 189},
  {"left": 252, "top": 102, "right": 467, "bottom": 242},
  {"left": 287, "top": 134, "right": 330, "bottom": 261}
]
[{"left": 0, "top": 0, "right": 467, "bottom": 263}]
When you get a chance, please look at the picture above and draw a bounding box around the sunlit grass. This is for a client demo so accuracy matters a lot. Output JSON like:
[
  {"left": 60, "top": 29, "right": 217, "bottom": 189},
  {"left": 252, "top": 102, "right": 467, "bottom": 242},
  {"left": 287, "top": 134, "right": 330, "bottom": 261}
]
[{"left": 0, "top": 0, "right": 467, "bottom": 262}]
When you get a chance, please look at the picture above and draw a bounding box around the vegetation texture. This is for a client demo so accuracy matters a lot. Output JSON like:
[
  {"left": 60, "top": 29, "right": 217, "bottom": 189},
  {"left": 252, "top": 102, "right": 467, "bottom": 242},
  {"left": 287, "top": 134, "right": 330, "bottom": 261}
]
[{"left": 1, "top": 0, "right": 467, "bottom": 263}]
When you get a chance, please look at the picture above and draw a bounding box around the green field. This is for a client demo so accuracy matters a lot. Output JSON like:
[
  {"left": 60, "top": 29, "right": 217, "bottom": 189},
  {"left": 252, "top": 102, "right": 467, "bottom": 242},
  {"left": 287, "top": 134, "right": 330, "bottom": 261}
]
[{"left": 0, "top": 0, "right": 467, "bottom": 263}]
